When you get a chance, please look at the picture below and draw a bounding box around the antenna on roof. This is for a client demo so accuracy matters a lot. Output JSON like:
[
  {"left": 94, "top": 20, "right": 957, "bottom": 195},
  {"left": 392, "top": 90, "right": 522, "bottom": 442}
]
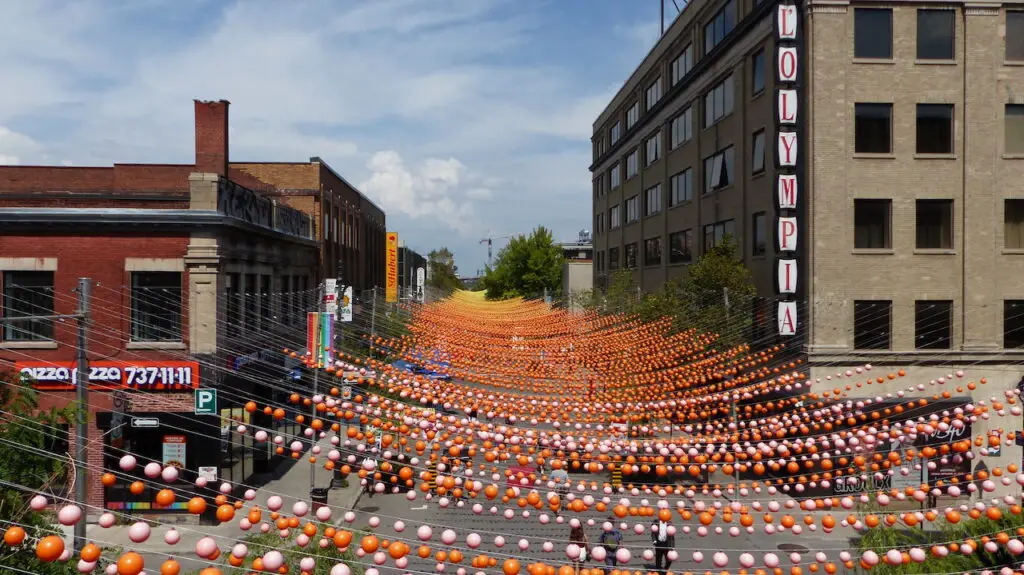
[{"left": 661, "top": 0, "right": 685, "bottom": 35}]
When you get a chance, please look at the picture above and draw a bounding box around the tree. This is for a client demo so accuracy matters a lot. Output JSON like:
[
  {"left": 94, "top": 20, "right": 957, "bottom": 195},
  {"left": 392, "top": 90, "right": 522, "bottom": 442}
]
[
  {"left": 480, "top": 226, "right": 563, "bottom": 300},
  {"left": 426, "top": 247, "right": 460, "bottom": 293},
  {"left": 0, "top": 372, "right": 82, "bottom": 575}
]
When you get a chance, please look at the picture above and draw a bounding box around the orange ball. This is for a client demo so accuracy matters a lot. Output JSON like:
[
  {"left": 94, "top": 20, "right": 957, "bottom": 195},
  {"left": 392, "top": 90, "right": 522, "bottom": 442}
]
[
  {"left": 35, "top": 535, "right": 65, "bottom": 562},
  {"left": 161, "top": 559, "right": 182, "bottom": 575},
  {"left": 117, "top": 552, "right": 146, "bottom": 575},
  {"left": 3, "top": 525, "right": 26, "bottom": 546}
]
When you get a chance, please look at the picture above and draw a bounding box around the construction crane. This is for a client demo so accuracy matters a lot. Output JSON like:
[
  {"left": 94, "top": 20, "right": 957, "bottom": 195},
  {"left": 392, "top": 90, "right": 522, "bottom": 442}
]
[{"left": 479, "top": 233, "right": 520, "bottom": 268}]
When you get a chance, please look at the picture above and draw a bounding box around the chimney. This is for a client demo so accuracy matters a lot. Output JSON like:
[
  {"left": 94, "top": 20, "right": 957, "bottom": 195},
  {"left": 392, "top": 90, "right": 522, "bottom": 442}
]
[{"left": 194, "top": 99, "right": 230, "bottom": 176}]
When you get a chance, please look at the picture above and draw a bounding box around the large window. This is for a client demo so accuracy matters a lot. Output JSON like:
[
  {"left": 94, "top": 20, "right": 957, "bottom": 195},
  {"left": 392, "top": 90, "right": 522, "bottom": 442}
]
[
  {"left": 704, "top": 219, "right": 735, "bottom": 251},
  {"left": 854, "top": 300, "right": 892, "bottom": 350},
  {"left": 704, "top": 75, "right": 735, "bottom": 128},
  {"left": 1, "top": 271, "right": 54, "bottom": 342},
  {"left": 671, "top": 108, "right": 692, "bottom": 149},
  {"left": 1007, "top": 105, "right": 1024, "bottom": 154},
  {"left": 626, "top": 196, "right": 640, "bottom": 222},
  {"left": 610, "top": 164, "right": 621, "bottom": 188},
  {"left": 704, "top": 0, "right": 737, "bottom": 54},
  {"left": 609, "top": 247, "right": 620, "bottom": 270},
  {"left": 669, "top": 230, "right": 693, "bottom": 263},
  {"left": 644, "top": 237, "right": 663, "bottom": 266},
  {"left": 916, "top": 199, "right": 953, "bottom": 249},
  {"left": 752, "top": 212, "right": 767, "bottom": 256},
  {"left": 703, "top": 146, "right": 736, "bottom": 193},
  {"left": 915, "top": 300, "right": 953, "bottom": 350},
  {"left": 625, "top": 243, "right": 638, "bottom": 269},
  {"left": 1008, "top": 12, "right": 1024, "bottom": 61},
  {"left": 854, "top": 8, "right": 893, "bottom": 59},
  {"left": 752, "top": 130, "right": 766, "bottom": 173},
  {"left": 670, "top": 169, "right": 692, "bottom": 206},
  {"left": 610, "top": 205, "right": 621, "bottom": 229},
  {"left": 610, "top": 121, "right": 621, "bottom": 144},
  {"left": 646, "top": 78, "right": 662, "bottom": 111},
  {"left": 751, "top": 49, "right": 765, "bottom": 94},
  {"left": 130, "top": 272, "right": 182, "bottom": 342},
  {"left": 626, "top": 149, "right": 639, "bottom": 179},
  {"left": 645, "top": 185, "right": 662, "bottom": 216},
  {"left": 916, "top": 104, "right": 954, "bottom": 154},
  {"left": 1005, "top": 300, "right": 1024, "bottom": 348},
  {"left": 855, "top": 103, "right": 893, "bottom": 154},
  {"left": 645, "top": 132, "right": 661, "bottom": 166},
  {"left": 627, "top": 102, "right": 640, "bottom": 129},
  {"left": 1005, "top": 199, "right": 1024, "bottom": 249},
  {"left": 854, "top": 199, "right": 892, "bottom": 249},
  {"left": 672, "top": 45, "right": 693, "bottom": 85},
  {"left": 917, "top": 10, "right": 955, "bottom": 60}
]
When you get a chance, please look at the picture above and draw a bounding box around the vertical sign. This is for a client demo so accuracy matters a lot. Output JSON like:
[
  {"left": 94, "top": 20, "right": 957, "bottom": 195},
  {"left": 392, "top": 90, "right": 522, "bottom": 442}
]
[
  {"left": 340, "top": 286, "right": 353, "bottom": 322},
  {"left": 194, "top": 389, "right": 217, "bottom": 415},
  {"left": 161, "top": 435, "right": 187, "bottom": 468},
  {"left": 774, "top": 1, "right": 801, "bottom": 337},
  {"left": 306, "top": 312, "right": 334, "bottom": 366},
  {"left": 386, "top": 232, "right": 399, "bottom": 303},
  {"left": 110, "top": 390, "right": 129, "bottom": 450},
  {"left": 323, "top": 278, "right": 339, "bottom": 316},
  {"left": 416, "top": 267, "right": 425, "bottom": 303}
]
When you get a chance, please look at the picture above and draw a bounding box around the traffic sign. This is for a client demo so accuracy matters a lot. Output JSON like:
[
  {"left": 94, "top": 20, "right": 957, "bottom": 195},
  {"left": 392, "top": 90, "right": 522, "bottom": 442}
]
[
  {"left": 131, "top": 417, "right": 159, "bottom": 428},
  {"left": 194, "top": 388, "right": 217, "bottom": 414}
]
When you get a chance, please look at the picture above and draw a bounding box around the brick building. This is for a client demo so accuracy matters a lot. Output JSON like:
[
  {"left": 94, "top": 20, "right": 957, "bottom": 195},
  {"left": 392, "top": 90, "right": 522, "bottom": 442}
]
[
  {"left": 232, "top": 159, "right": 387, "bottom": 293},
  {"left": 0, "top": 100, "right": 319, "bottom": 514},
  {"left": 591, "top": 0, "right": 1024, "bottom": 494}
]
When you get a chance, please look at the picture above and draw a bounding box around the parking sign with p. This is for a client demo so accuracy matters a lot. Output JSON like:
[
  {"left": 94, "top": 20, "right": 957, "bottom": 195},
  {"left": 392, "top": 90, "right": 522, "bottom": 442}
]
[{"left": 194, "top": 388, "right": 217, "bottom": 415}]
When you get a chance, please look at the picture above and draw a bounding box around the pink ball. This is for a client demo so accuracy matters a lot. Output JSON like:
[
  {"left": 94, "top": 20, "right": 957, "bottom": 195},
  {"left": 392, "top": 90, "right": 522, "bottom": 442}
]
[
  {"left": 642, "top": 549, "right": 654, "bottom": 561},
  {"left": 144, "top": 462, "right": 162, "bottom": 478},
  {"left": 128, "top": 522, "right": 151, "bottom": 543},
  {"left": 267, "top": 495, "right": 283, "bottom": 511},
  {"left": 30, "top": 495, "right": 48, "bottom": 510},
  {"left": 417, "top": 525, "right": 433, "bottom": 541},
  {"left": 58, "top": 505, "right": 83, "bottom": 526},
  {"left": 98, "top": 513, "right": 116, "bottom": 528},
  {"left": 316, "top": 506, "right": 332, "bottom": 521},
  {"left": 441, "top": 529, "right": 457, "bottom": 545},
  {"left": 300, "top": 558, "right": 316, "bottom": 572},
  {"left": 77, "top": 559, "right": 96, "bottom": 573},
  {"left": 293, "top": 501, "right": 309, "bottom": 517},
  {"left": 331, "top": 564, "right": 351, "bottom": 575},
  {"left": 519, "top": 539, "right": 530, "bottom": 551},
  {"left": 713, "top": 552, "right": 729, "bottom": 567},
  {"left": 616, "top": 548, "right": 631, "bottom": 563},
  {"left": 591, "top": 546, "right": 607, "bottom": 561},
  {"left": 262, "top": 551, "right": 284, "bottom": 571},
  {"left": 164, "top": 528, "right": 180, "bottom": 545},
  {"left": 239, "top": 518, "right": 252, "bottom": 531},
  {"left": 118, "top": 455, "right": 137, "bottom": 471},
  {"left": 195, "top": 536, "right": 218, "bottom": 558},
  {"left": 394, "top": 521, "right": 406, "bottom": 532},
  {"left": 161, "top": 466, "right": 179, "bottom": 483},
  {"left": 232, "top": 544, "right": 248, "bottom": 558},
  {"left": 466, "top": 533, "right": 481, "bottom": 548}
]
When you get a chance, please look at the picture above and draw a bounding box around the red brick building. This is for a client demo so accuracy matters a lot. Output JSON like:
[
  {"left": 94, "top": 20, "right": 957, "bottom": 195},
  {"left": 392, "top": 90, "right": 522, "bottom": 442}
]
[{"left": 0, "top": 100, "right": 322, "bottom": 515}]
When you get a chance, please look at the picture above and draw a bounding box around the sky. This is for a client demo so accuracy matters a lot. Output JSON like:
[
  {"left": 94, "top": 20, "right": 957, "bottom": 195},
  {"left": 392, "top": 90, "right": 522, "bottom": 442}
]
[{"left": 0, "top": 0, "right": 668, "bottom": 276}]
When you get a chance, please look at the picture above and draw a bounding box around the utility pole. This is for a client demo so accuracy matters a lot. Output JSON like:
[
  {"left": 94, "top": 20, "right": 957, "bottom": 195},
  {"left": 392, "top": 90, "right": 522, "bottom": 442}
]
[
  {"left": 310, "top": 280, "right": 323, "bottom": 489},
  {"left": 723, "top": 287, "right": 730, "bottom": 320},
  {"left": 74, "top": 278, "right": 91, "bottom": 553}
]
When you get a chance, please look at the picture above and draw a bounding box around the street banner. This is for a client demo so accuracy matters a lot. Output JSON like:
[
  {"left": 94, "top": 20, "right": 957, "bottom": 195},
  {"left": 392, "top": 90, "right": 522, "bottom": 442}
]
[
  {"left": 416, "top": 267, "right": 425, "bottom": 303},
  {"left": 386, "top": 232, "right": 399, "bottom": 302},
  {"left": 340, "top": 286, "right": 353, "bottom": 322},
  {"left": 323, "top": 278, "right": 339, "bottom": 316},
  {"left": 306, "top": 312, "right": 334, "bottom": 366}
]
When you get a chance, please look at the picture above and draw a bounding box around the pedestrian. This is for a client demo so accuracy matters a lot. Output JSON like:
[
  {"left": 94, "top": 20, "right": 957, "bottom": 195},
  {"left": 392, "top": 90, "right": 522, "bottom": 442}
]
[
  {"left": 598, "top": 518, "right": 623, "bottom": 573},
  {"left": 651, "top": 513, "right": 675, "bottom": 574},
  {"left": 569, "top": 524, "right": 589, "bottom": 575},
  {"left": 363, "top": 456, "right": 377, "bottom": 499}
]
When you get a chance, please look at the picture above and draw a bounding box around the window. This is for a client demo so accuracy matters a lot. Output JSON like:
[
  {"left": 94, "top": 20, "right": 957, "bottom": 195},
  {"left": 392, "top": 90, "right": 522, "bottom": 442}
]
[
  {"left": 915, "top": 300, "right": 953, "bottom": 350},
  {"left": 627, "top": 102, "right": 640, "bottom": 129},
  {"left": 669, "top": 230, "right": 693, "bottom": 263},
  {"left": 625, "top": 243, "right": 638, "bottom": 269},
  {"left": 672, "top": 45, "right": 693, "bottom": 85},
  {"left": 916, "top": 104, "right": 954, "bottom": 154},
  {"left": 917, "top": 10, "right": 955, "bottom": 60},
  {"left": 1007, "top": 105, "right": 1024, "bottom": 154},
  {"left": 671, "top": 107, "right": 692, "bottom": 149},
  {"left": 670, "top": 169, "right": 693, "bottom": 206},
  {"left": 703, "top": 146, "right": 736, "bottom": 193},
  {"left": 916, "top": 199, "right": 953, "bottom": 249},
  {"left": 610, "top": 205, "right": 621, "bottom": 228},
  {"left": 752, "top": 212, "right": 767, "bottom": 256},
  {"left": 854, "top": 9, "right": 893, "bottom": 59},
  {"left": 645, "top": 185, "right": 662, "bottom": 216},
  {"left": 646, "top": 78, "right": 662, "bottom": 111},
  {"left": 752, "top": 130, "right": 766, "bottom": 173},
  {"left": 1005, "top": 300, "right": 1024, "bottom": 348},
  {"left": 645, "top": 133, "right": 661, "bottom": 166},
  {"left": 626, "top": 196, "right": 640, "bottom": 222},
  {"left": 610, "top": 164, "right": 621, "bottom": 188},
  {"left": 609, "top": 247, "right": 620, "bottom": 270},
  {"left": 855, "top": 103, "right": 893, "bottom": 154},
  {"left": 644, "top": 237, "right": 663, "bottom": 266},
  {"left": 703, "top": 220, "right": 735, "bottom": 251},
  {"left": 704, "top": 75, "right": 735, "bottom": 127},
  {"left": 854, "top": 199, "right": 892, "bottom": 249},
  {"left": 626, "top": 149, "right": 639, "bottom": 178},
  {"left": 130, "top": 272, "right": 182, "bottom": 342},
  {"left": 291, "top": 275, "right": 301, "bottom": 320},
  {"left": 259, "top": 275, "right": 271, "bottom": 329},
  {"left": 1007, "top": 12, "right": 1024, "bottom": 61},
  {"left": 595, "top": 212, "right": 604, "bottom": 235},
  {"left": 610, "top": 121, "right": 622, "bottom": 144},
  {"left": 244, "top": 273, "right": 258, "bottom": 331},
  {"left": 752, "top": 49, "right": 765, "bottom": 94},
  {"left": 854, "top": 300, "right": 892, "bottom": 350},
  {"left": 1, "top": 271, "right": 54, "bottom": 341},
  {"left": 226, "top": 273, "right": 241, "bottom": 336},
  {"left": 1005, "top": 199, "right": 1024, "bottom": 249},
  {"left": 704, "top": 0, "right": 737, "bottom": 54}
]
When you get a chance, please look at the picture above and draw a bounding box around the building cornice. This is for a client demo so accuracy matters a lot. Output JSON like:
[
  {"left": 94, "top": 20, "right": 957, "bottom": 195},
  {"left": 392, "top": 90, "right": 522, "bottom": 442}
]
[{"left": 807, "top": 349, "right": 1024, "bottom": 366}]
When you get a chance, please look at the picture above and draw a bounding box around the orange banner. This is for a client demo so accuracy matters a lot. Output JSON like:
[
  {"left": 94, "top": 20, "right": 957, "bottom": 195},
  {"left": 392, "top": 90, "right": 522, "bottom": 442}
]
[{"left": 386, "top": 232, "right": 399, "bottom": 302}]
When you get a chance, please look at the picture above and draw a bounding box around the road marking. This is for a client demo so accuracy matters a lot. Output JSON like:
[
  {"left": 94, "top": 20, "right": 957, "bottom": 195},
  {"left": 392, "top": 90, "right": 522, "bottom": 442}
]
[{"left": 410, "top": 505, "right": 428, "bottom": 510}]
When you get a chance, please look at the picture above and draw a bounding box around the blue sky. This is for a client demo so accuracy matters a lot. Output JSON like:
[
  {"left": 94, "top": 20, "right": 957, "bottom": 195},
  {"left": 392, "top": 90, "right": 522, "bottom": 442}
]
[{"left": 0, "top": 0, "right": 666, "bottom": 276}]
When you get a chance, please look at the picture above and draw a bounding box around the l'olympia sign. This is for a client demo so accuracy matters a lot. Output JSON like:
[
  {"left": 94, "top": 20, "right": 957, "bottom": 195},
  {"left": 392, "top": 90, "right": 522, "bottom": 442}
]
[{"left": 774, "top": 1, "right": 801, "bottom": 337}]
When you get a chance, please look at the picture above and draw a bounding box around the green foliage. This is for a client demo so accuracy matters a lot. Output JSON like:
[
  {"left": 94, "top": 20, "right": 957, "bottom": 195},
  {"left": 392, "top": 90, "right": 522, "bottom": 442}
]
[
  {"left": 480, "top": 226, "right": 563, "bottom": 300},
  {"left": 0, "top": 372, "right": 80, "bottom": 575},
  {"left": 426, "top": 247, "right": 460, "bottom": 293},
  {"left": 193, "top": 530, "right": 364, "bottom": 575}
]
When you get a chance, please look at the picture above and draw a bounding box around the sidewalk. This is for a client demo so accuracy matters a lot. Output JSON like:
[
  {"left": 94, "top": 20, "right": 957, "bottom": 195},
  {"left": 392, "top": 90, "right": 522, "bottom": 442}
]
[{"left": 63, "top": 438, "right": 364, "bottom": 554}]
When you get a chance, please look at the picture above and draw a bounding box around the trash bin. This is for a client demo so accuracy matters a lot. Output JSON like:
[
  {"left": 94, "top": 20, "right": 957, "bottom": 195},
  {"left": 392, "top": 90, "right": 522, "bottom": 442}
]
[{"left": 310, "top": 488, "right": 329, "bottom": 511}]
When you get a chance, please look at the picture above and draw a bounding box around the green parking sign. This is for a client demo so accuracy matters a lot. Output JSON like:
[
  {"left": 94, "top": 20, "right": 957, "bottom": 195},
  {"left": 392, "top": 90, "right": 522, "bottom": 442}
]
[{"left": 195, "top": 388, "right": 217, "bottom": 415}]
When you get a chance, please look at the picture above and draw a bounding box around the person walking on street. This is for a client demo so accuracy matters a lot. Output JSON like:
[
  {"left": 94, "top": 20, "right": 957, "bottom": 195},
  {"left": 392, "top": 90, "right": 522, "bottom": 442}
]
[
  {"left": 569, "top": 524, "right": 589, "bottom": 575},
  {"left": 598, "top": 518, "right": 623, "bottom": 573},
  {"left": 651, "top": 512, "right": 675, "bottom": 574}
]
